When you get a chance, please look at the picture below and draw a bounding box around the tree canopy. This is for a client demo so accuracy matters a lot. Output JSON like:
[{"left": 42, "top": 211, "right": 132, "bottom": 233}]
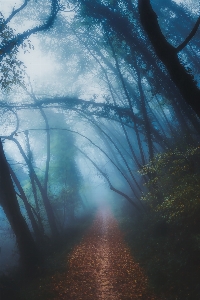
[{"left": 0, "top": 1, "right": 200, "bottom": 297}]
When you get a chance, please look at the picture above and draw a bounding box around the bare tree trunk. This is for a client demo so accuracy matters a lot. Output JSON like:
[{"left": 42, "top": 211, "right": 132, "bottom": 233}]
[
  {"left": 136, "top": 66, "right": 154, "bottom": 161},
  {"left": 11, "top": 137, "right": 59, "bottom": 240},
  {"left": 9, "top": 166, "right": 43, "bottom": 242},
  {"left": 0, "top": 139, "right": 39, "bottom": 273},
  {"left": 24, "top": 131, "right": 44, "bottom": 233}
]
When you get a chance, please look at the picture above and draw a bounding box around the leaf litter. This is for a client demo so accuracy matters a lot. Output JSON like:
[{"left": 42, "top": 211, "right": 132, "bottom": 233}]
[{"left": 52, "top": 207, "right": 160, "bottom": 300}]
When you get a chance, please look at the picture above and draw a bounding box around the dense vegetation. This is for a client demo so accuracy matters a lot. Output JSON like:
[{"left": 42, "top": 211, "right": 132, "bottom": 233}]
[
  {"left": 121, "top": 145, "right": 200, "bottom": 299},
  {"left": 0, "top": 0, "right": 200, "bottom": 299}
]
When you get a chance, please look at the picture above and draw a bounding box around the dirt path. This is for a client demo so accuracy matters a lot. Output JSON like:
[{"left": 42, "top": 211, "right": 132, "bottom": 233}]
[{"left": 52, "top": 207, "right": 158, "bottom": 300}]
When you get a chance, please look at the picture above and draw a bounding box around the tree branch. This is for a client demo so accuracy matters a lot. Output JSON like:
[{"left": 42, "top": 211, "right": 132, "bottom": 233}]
[
  {"left": 0, "top": 0, "right": 60, "bottom": 56},
  {"left": 76, "top": 111, "right": 143, "bottom": 194},
  {"left": 22, "top": 78, "right": 51, "bottom": 197},
  {"left": 138, "top": 0, "right": 200, "bottom": 117},
  {"left": 54, "top": 127, "right": 140, "bottom": 201},
  {"left": 2, "top": 0, "right": 30, "bottom": 28},
  {"left": 0, "top": 96, "right": 166, "bottom": 146},
  {"left": 0, "top": 108, "right": 19, "bottom": 139},
  {"left": 76, "top": 146, "right": 142, "bottom": 212},
  {"left": 176, "top": 16, "right": 200, "bottom": 52}
]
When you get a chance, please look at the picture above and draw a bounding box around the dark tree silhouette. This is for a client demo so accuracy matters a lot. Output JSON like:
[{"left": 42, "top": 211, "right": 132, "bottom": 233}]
[
  {"left": 138, "top": 0, "right": 200, "bottom": 117},
  {"left": 0, "top": 0, "right": 60, "bottom": 272},
  {"left": 0, "top": 140, "right": 39, "bottom": 273}
]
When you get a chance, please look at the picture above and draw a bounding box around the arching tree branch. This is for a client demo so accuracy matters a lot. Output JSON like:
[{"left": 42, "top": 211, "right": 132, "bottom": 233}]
[{"left": 0, "top": 96, "right": 166, "bottom": 147}]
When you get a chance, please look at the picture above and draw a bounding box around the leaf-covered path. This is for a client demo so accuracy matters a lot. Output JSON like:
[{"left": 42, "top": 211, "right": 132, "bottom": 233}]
[{"left": 52, "top": 207, "right": 158, "bottom": 300}]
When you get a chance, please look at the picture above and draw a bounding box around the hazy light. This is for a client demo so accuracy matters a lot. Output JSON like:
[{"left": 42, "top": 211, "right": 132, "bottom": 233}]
[
  {"left": 0, "top": 0, "right": 23, "bottom": 18},
  {"left": 18, "top": 36, "right": 60, "bottom": 83}
]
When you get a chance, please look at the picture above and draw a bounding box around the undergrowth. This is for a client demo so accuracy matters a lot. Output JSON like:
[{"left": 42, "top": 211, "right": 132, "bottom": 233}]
[
  {"left": 118, "top": 210, "right": 200, "bottom": 300},
  {"left": 0, "top": 211, "right": 95, "bottom": 300}
]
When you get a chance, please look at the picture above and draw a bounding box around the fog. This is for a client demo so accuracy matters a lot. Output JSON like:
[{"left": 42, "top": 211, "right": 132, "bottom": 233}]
[{"left": 0, "top": 1, "right": 200, "bottom": 298}]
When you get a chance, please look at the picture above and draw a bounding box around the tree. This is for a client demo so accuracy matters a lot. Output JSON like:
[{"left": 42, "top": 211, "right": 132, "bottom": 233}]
[
  {"left": 138, "top": 0, "right": 200, "bottom": 117},
  {"left": 0, "top": 140, "right": 39, "bottom": 273},
  {"left": 1, "top": 0, "right": 200, "bottom": 268},
  {"left": 0, "top": 12, "right": 25, "bottom": 89},
  {"left": 47, "top": 111, "right": 82, "bottom": 225},
  {"left": 140, "top": 145, "right": 200, "bottom": 228},
  {"left": 0, "top": 0, "right": 60, "bottom": 272}
]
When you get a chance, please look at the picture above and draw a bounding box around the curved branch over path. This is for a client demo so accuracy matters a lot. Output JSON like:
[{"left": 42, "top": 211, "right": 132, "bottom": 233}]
[
  {"left": 0, "top": 96, "right": 166, "bottom": 147},
  {"left": 80, "top": 0, "right": 200, "bottom": 117}
]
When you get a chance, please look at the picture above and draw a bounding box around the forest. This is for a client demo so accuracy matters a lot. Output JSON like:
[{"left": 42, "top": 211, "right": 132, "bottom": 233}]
[{"left": 0, "top": 0, "right": 200, "bottom": 299}]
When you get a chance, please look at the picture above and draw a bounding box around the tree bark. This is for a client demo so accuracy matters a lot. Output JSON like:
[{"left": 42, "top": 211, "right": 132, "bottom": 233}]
[
  {"left": 82, "top": 0, "right": 200, "bottom": 117},
  {"left": 0, "top": 139, "right": 39, "bottom": 273},
  {"left": 136, "top": 66, "right": 154, "bottom": 161},
  {"left": 24, "top": 131, "right": 44, "bottom": 234},
  {"left": 9, "top": 166, "right": 43, "bottom": 242},
  {"left": 11, "top": 137, "right": 59, "bottom": 240},
  {"left": 138, "top": 0, "right": 200, "bottom": 117}
]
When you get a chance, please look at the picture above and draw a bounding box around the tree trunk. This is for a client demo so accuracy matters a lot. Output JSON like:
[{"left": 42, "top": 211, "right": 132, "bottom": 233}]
[
  {"left": 138, "top": 0, "right": 200, "bottom": 117},
  {"left": 9, "top": 166, "right": 43, "bottom": 242},
  {"left": 12, "top": 137, "right": 59, "bottom": 240},
  {"left": 136, "top": 66, "right": 154, "bottom": 161},
  {"left": 24, "top": 131, "right": 44, "bottom": 234},
  {"left": 0, "top": 139, "right": 40, "bottom": 274}
]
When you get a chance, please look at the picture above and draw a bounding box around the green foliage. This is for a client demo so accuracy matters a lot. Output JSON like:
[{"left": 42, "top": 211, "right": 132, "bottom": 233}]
[
  {"left": 127, "top": 145, "right": 200, "bottom": 298},
  {"left": 0, "top": 13, "right": 25, "bottom": 90},
  {"left": 140, "top": 146, "right": 200, "bottom": 228}
]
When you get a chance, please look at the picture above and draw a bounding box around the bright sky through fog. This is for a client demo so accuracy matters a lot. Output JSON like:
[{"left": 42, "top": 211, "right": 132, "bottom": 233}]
[
  {"left": 0, "top": 0, "right": 199, "bottom": 84},
  {"left": 0, "top": 0, "right": 198, "bottom": 21},
  {"left": 18, "top": 37, "right": 59, "bottom": 82},
  {"left": 0, "top": 1, "right": 59, "bottom": 83},
  {"left": 0, "top": 0, "right": 22, "bottom": 18}
]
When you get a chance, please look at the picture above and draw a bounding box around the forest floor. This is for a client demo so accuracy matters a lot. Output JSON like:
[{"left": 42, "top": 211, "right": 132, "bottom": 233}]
[
  {"left": 4, "top": 206, "right": 197, "bottom": 300},
  {"left": 49, "top": 206, "right": 159, "bottom": 300}
]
